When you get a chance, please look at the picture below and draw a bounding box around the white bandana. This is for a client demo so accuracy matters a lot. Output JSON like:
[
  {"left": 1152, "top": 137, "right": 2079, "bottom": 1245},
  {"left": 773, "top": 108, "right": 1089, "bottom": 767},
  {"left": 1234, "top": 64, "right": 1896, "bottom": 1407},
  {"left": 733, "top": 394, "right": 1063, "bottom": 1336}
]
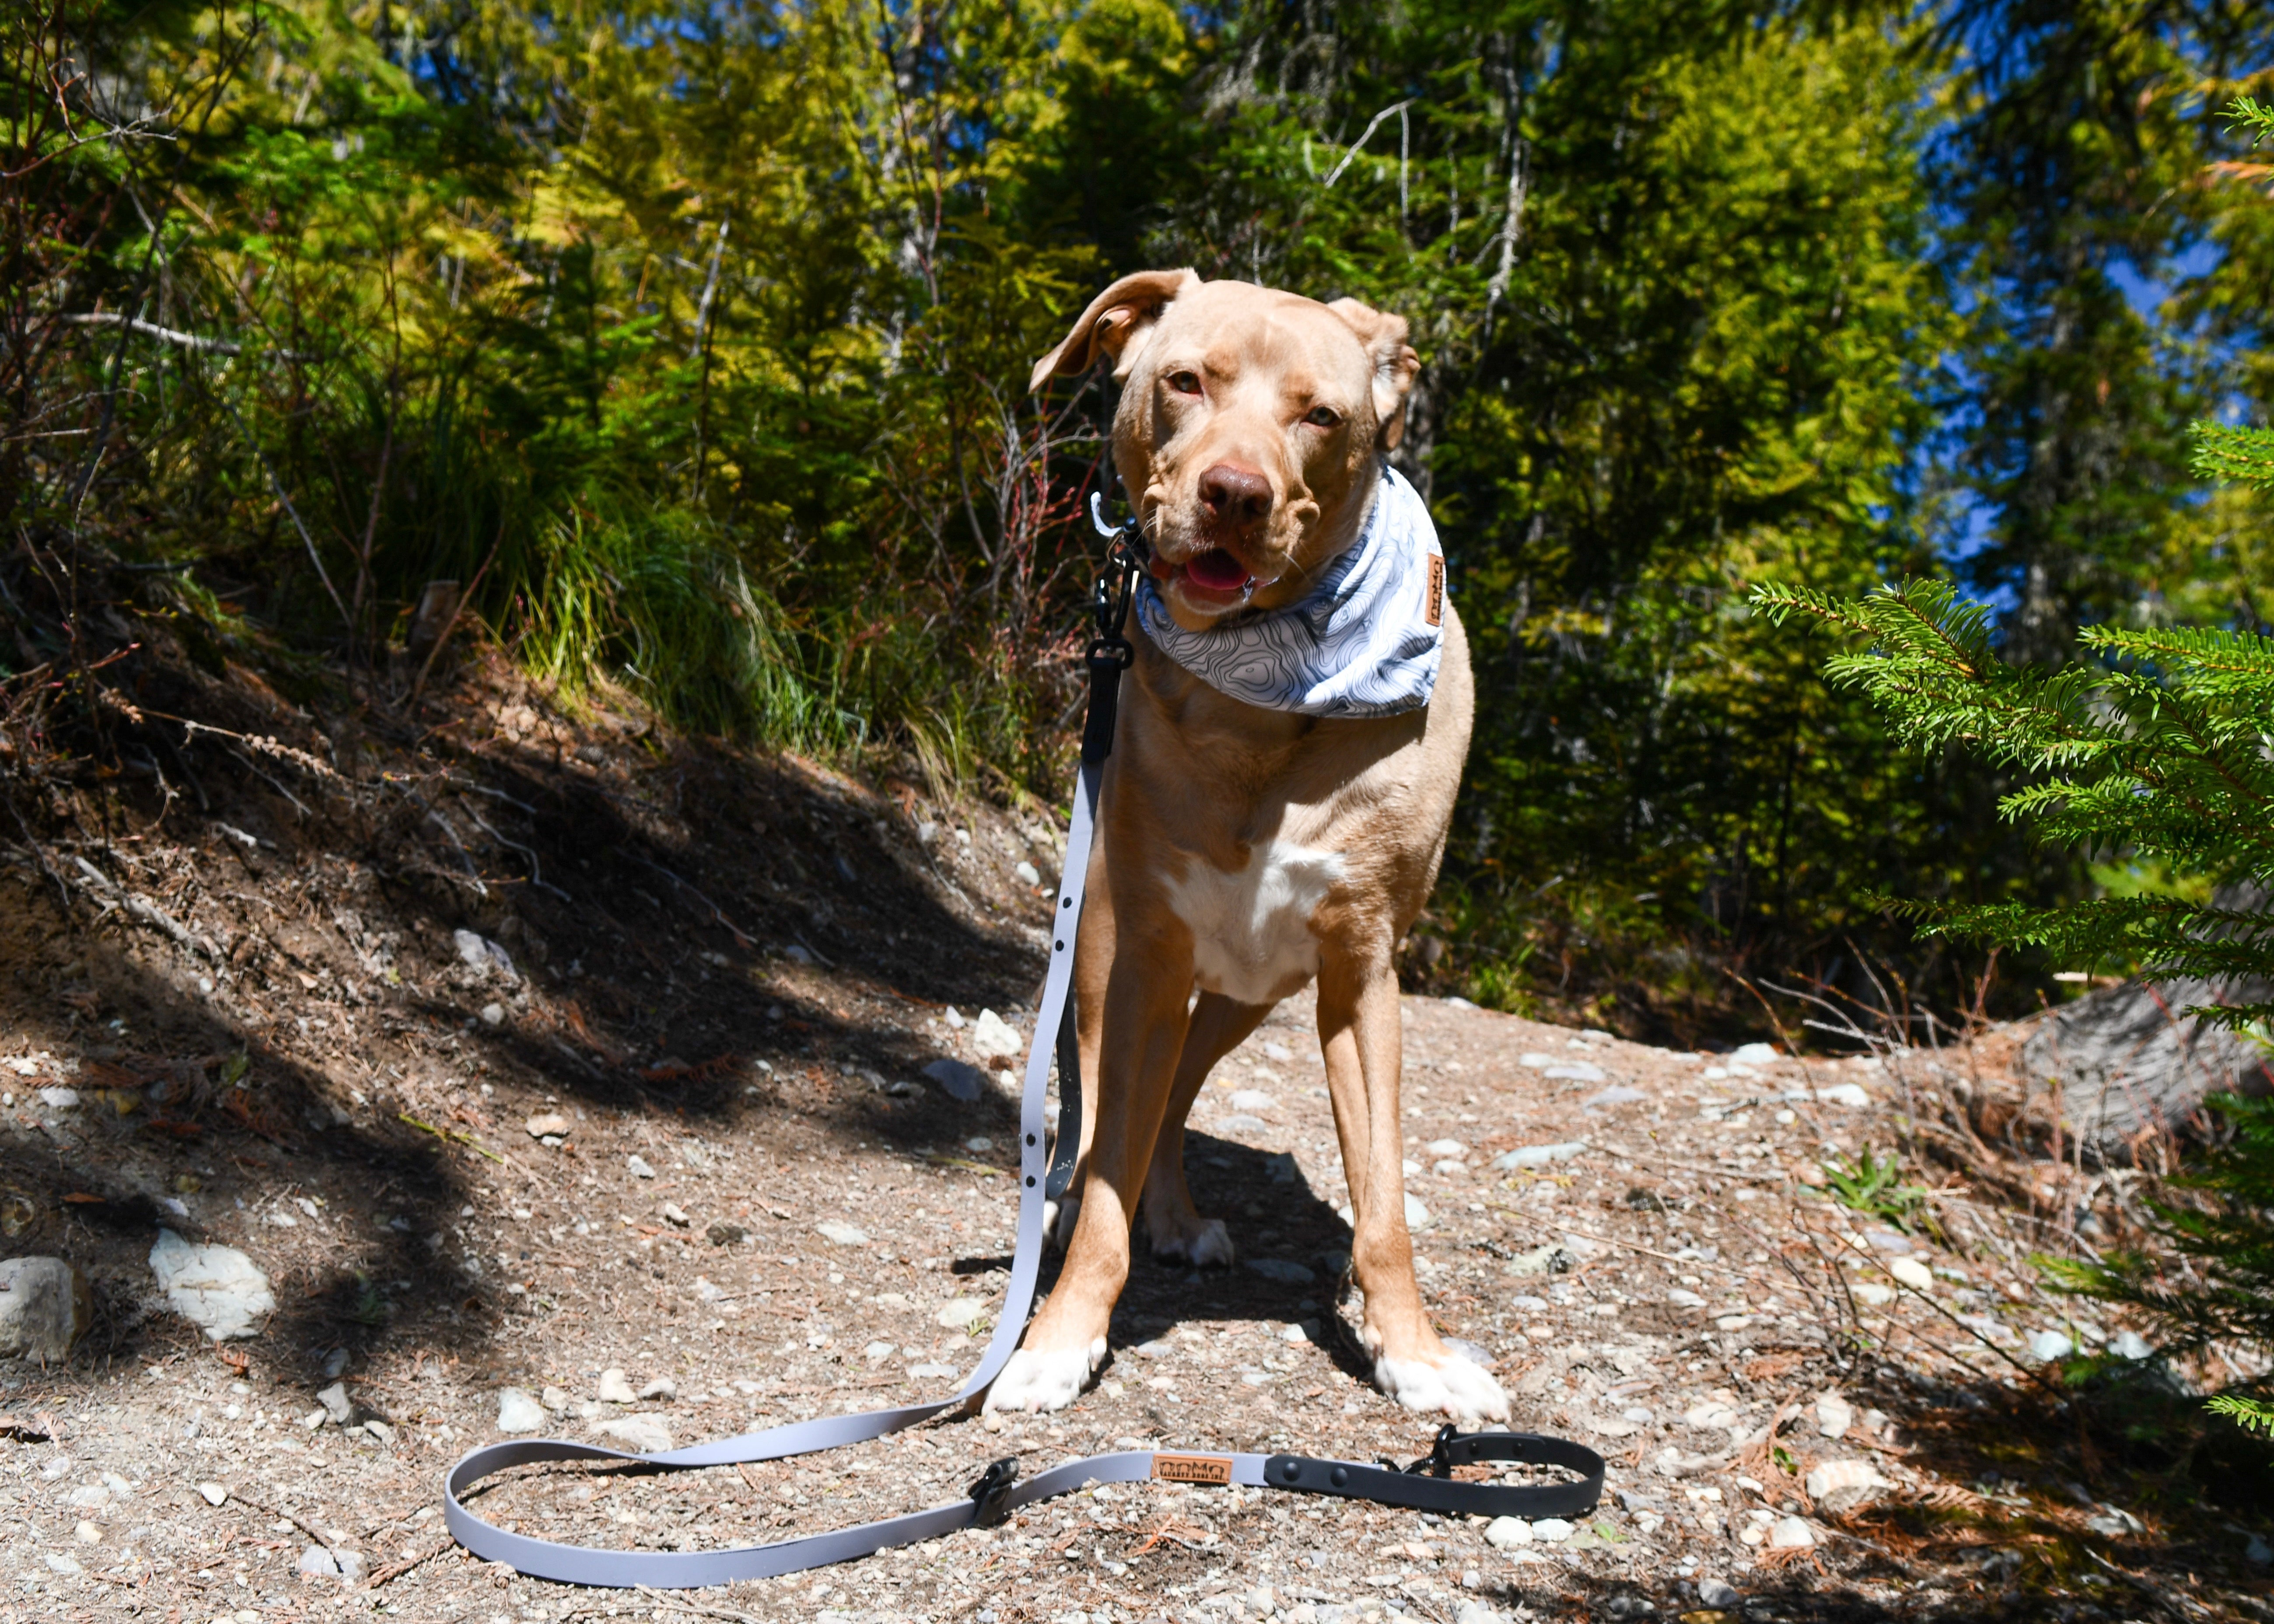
[{"left": 1134, "top": 464, "right": 1446, "bottom": 719}]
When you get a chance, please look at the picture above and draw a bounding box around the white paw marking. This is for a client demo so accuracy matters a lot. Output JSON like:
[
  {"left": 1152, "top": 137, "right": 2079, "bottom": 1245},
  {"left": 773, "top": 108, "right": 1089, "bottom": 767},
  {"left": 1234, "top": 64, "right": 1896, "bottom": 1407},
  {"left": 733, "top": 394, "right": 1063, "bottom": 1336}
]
[
  {"left": 1373, "top": 1349, "right": 1510, "bottom": 1425},
  {"left": 1043, "top": 1198, "right": 1079, "bottom": 1252},
  {"left": 983, "top": 1337, "right": 1106, "bottom": 1414},
  {"left": 1149, "top": 1214, "right": 1235, "bottom": 1267}
]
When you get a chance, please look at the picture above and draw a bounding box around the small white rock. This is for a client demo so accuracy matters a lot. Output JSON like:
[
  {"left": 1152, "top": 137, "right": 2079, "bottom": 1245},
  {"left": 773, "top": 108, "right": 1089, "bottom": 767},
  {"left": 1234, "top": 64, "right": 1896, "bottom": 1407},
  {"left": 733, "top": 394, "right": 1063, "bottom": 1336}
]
[
  {"left": 1015, "top": 861, "right": 1041, "bottom": 887},
  {"left": 639, "top": 1377, "right": 676, "bottom": 1401},
  {"left": 597, "top": 1368, "right": 637, "bottom": 1404},
  {"left": 1804, "top": 1458, "right": 1893, "bottom": 1513},
  {"left": 816, "top": 1221, "right": 869, "bottom": 1246},
  {"left": 1404, "top": 1193, "right": 1431, "bottom": 1229},
  {"left": 969, "top": 1009, "right": 1022, "bottom": 1061},
  {"left": 661, "top": 1203, "right": 691, "bottom": 1228},
  {"left": 479, "top": 1002, "right": 505, "bottom": 1028},
  {"left": 148, "top": 1231, "right": 273, "bottom": 1342},
  {"left": 626, "top": 1155, "right": 656, "bottom": 1180},
  {"left": 1530, "top": 1517, "right": 1574, "bottom": 1543},
  {"left": 1484, "top": 1516, "right": 1533, "bottom": 1549},
  {"left": 595, "top": 1416, "right": 673, "bottom": 1454},
  {"left": 496, "top": 1389, "right": 546, "bottom": 1434},
  {"left": 1815, "top": 1392, "right": 1854, "bottom": 1439},
  {"left": 1889, "top": 1256, "right": 1934, "bottom": 1291},
  {"left": 1770, "top": 1516, "right": 1816, "bottom": 1548},
  {"left": 936, "top": 1298, "right": 989, "bottom": 1330},
  {"left": 197, "top": 1481, "right": 229, "bottom": 1506}
]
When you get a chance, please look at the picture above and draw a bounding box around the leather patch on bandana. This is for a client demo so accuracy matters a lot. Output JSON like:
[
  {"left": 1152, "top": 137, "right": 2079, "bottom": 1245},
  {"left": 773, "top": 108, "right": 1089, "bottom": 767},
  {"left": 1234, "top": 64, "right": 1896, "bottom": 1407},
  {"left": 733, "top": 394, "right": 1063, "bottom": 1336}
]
[
  {"left": 1424, "top": 554, "right": 1445, "bottom": 627},
  {"left": 1152, "top": 1453, "right": 1234, "bottom": 1485}
]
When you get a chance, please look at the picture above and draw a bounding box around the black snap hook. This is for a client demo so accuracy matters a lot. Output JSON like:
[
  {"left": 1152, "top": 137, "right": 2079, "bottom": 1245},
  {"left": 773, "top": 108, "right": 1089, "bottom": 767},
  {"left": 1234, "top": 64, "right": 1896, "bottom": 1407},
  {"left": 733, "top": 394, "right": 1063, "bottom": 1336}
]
[{"left": 968, "top": 1457, "right": 1020, "bottom": 1527}]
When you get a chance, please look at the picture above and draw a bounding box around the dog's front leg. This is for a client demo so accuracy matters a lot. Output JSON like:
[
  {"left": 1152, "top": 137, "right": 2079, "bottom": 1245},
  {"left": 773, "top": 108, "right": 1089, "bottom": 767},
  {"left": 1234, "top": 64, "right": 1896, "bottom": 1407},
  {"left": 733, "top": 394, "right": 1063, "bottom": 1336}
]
[
  {"left": 1317, "top": 953, "right": 1509, "bottom": 1425},
  {"left": 986, "top": 937, "right": 1192, "bottom": 1414}
]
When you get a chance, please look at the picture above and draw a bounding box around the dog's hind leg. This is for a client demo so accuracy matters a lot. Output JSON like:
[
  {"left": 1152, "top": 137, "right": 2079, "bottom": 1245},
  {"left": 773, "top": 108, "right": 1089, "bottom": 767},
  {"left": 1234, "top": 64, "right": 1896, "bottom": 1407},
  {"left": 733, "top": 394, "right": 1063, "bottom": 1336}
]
[
  {"left": 1316, "top": 952, "right": 1508, "bottom": 1426},
  {"left": 1139, "top": 992, "right": 1272, "bottom": 1267}
]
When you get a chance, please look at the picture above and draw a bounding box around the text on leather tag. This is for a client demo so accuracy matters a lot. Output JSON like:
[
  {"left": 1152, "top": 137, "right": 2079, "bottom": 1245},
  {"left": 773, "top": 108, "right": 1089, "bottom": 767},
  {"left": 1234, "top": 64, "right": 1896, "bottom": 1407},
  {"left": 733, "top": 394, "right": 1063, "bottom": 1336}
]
[
  {"left": 1152, "top": 1453, "right": 1234, "bottom": 1485},
  {"left": 1424, "top": 555, "right": 1445, "bottom": 627}
]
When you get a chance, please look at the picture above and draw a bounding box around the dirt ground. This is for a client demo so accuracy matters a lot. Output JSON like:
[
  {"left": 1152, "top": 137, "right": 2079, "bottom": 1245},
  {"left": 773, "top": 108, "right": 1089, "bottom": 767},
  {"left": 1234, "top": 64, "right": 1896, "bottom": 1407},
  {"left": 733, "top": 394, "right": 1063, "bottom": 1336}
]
[{"left": 0, "top": 654, "right": 2270, "bottom": 1624}]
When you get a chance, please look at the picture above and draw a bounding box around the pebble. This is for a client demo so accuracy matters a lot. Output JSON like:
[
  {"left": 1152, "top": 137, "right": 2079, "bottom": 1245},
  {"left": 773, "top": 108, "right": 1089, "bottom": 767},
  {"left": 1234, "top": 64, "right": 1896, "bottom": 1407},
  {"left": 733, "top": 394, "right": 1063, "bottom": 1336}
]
[
  {"left": 197, "top": 1482, "right": 228, "bottom": 1506},
  {"left": 1804, "top": 1458, "right": 1893, "bottom": 1512},
  {"left": 315, "top": 1382, "right": 352, "bottom": 1424},
  {"left": 1228, "top": 1089, "right": 1277, "bottom": 1112},
  {"left": 479, "top": 1002, "right": 505, "bottom": 1027},
  {"left": 1015, "top": 861, "right": 1041, "bottom": 886},
  {"left": 626, "top": 1155, "right": 656, "bottom": 1179},
  {"left": 1531, "top": 1518, "right": 1574, "bottom": 1543},
  {"left": 1485, "top": 1516, "right": 1533, "bottom": 1548},
  {"left": 936, "top": 1298, "right": 989, "bottom": 1330},
  {"left": 1697, "top": 1577, "right": 1741, "bottom": 1606},
  {"left": 1815, "top": 1392, "right": 1853, "bottom": 1439},
  {"left": 639, "top": 1377, "right": 676, "bottom": 1400},
  {"left": 969, "top": 1009, "right": 1022, "bottom": 1062},
  {"left": 148, "top": 1231, "right": 273, "bottom": 1341},
  {"left": 595, "top": 1416, "right": 674, "bottom": 1453},
  {"left": 496, "top": 1389, "right": 546, "bottom": 1433},
  {"left": 542, "top": 1386, "right": 570, "bottom": 1412},
  {"left": 1769, "top": 1515, "right": 1816, "bottom": 1548},
  {"left": 1889, "top": 1256, "right": 1935, "bottom": 1291},
  {"left": 706, "top": 1222, "right": 747, "bottom": 1246},
  {"left": 1544, "top": 1063, "right": 1606, "bottom": 1082},
  {"left": 0, "top": 1256, "right": 89, "bottom": 1361},
  {"left": 1403, "top": 1193, "right": 1431, "bottom": 1229},
  {"left": 817, "top": 1221, "right": 869, "bottom": 1246},
  {"left": 2028, "top": 1330, "right": 2075, "bottom": 1362},
  {"left": 525, "top": 1112, "right": 570, "bottom": 1139},
  {"left": 923, "top": 1058, "right": 986, "bottom": 1102},
  {"left": 1455, "top": 1599, "right": 1509, "bottom": 1624},
  {"left": 597, "top": 1368, "right": 638, "bottom": 1403},
  {"left": 1491, "top": 1141, "right": 1587, "bottom": 1169},
  {"left": 1423, "top": 1138, "right": 1466, "bottom": 1158},
  {"left": 661, "top": 1203, "right": 691, "bottom": 1227},
  {"left": 1581, "top": 1084, "right": 1645, "bottom": 1110},
  {"left": 36, "top": 1086, "right": 78, "bottom": 1110}
]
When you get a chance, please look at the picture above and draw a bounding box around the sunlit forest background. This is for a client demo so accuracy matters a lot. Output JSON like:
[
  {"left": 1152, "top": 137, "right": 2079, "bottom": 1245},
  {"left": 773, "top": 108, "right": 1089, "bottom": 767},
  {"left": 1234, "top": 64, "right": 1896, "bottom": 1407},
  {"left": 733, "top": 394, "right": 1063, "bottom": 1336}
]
[{"left": 6, "top": 0, "right": 2273, "bottom": 1037}]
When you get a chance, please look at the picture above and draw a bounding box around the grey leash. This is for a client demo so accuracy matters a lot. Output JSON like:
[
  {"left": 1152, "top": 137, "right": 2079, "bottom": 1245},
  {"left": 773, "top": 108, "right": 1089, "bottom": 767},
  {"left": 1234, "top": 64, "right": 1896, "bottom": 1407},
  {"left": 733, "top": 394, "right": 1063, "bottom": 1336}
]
[{"left": 441, "top": 497, "right": 1603, "bottom": 1587}]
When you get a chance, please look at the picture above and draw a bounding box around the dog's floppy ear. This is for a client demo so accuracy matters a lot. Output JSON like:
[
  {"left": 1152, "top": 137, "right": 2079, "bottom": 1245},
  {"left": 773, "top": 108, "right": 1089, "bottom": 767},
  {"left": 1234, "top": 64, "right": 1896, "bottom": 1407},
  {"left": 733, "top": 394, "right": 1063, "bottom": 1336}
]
[
  {"left": 1326, "top": 298, "right": 1422, "bottom": 449},
  {"left": 1029, "top": 269, "right": 1200, "bottom": 392}
]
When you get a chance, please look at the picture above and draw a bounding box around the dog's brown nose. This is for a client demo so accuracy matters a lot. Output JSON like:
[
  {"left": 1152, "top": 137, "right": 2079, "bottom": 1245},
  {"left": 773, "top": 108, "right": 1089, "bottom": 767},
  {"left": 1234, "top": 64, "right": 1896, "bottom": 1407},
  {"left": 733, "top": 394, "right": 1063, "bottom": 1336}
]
[{"left": 1197, "top": 463, "right": 1273, "bottom": 527}]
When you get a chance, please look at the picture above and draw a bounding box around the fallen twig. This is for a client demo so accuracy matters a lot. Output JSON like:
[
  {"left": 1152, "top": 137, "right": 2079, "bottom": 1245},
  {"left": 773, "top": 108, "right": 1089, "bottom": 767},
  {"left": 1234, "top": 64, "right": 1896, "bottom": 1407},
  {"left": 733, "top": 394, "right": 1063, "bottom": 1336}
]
[
  {"left": 398, "top": 1110, "right": 506, "bottom": 1164},
  {"left": 365, "top": 1540, "right": 447, "bottom": 1589}
]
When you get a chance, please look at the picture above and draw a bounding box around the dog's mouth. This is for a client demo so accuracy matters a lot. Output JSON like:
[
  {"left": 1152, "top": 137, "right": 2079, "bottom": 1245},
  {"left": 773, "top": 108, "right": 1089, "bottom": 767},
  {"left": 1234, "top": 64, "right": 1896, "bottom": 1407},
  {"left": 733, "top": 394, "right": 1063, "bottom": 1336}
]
[{"left": 1174, "top": 548, "right": 1256, "bottom": 603}]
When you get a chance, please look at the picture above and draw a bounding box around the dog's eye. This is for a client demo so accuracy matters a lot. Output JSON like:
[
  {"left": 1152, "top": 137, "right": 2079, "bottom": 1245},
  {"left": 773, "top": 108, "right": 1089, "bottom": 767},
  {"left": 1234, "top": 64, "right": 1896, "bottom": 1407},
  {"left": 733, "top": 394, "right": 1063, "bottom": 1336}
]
[
  {"left": 1167, "top": 370, "right": 1203, "bottom": 396},
  {"left": 1304, "top": 405, "right": 1342, "bottom": 428}
]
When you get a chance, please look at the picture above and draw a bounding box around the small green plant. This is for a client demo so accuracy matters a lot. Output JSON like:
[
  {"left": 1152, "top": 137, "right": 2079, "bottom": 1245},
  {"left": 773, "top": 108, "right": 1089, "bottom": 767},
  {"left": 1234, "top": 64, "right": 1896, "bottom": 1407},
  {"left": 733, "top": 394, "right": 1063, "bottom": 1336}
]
[{"left": 1822, "top": 1145, "right": 1936, "bottom": 1235}]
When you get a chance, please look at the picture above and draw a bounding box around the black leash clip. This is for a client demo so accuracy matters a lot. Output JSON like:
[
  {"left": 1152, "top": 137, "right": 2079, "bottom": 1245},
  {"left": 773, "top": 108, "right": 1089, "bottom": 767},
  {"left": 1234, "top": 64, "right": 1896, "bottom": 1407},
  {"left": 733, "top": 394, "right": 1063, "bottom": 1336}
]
[
  {"left": 967, "top": 1457, "right": 1020, "bottom": 1527},
  {"left": 1081, "top": 490, "right": 1147, "bottom": 765},
  {"left": 1404, "top": 1422, "right": 1462, "bottom": 1479}
]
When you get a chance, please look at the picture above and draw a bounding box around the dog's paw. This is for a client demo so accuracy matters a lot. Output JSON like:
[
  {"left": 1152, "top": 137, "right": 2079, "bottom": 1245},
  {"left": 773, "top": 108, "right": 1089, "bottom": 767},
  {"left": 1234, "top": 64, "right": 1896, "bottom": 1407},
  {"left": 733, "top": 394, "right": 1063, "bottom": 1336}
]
[
  {"left": 983, "top": 1337, "right": 1106, "bottom": 1414},
  {"left": 1373, "top": 1347, "right": 1510, "bottom": 1426},
  {"left": 1147, "top": 1213, "right": 1235, "bottom": 1268}
]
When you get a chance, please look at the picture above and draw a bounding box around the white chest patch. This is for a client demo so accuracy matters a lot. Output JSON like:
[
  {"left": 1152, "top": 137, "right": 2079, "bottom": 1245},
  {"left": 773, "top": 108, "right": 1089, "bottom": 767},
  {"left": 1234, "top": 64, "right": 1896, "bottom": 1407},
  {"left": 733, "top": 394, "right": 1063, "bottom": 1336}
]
[{"left": 1161, "top": 840, "right": 1346, "bottom": 1005}]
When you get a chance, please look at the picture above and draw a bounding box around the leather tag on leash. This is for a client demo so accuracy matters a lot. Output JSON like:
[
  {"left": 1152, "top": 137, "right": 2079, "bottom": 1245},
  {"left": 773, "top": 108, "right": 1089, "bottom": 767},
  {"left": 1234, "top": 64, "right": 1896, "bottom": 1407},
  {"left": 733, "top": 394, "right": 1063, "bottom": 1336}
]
[{"left": 1152, "top": 1453, "right": 1235, "bottom": 1485}]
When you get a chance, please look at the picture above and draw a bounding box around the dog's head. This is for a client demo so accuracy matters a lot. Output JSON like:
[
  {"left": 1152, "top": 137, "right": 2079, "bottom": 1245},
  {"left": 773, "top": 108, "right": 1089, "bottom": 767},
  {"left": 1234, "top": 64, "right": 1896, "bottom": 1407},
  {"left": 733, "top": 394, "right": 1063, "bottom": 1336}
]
[{"left": 1031, "top": 271, "right": 1420, "bottom": 631}]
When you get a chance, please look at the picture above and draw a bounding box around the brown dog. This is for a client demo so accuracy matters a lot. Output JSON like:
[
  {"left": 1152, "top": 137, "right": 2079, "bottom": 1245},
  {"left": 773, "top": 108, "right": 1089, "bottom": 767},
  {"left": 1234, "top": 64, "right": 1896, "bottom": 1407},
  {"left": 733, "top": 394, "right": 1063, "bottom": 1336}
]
[{"left": 982, "top": 272, "right": 1507, "bottom": 1424}]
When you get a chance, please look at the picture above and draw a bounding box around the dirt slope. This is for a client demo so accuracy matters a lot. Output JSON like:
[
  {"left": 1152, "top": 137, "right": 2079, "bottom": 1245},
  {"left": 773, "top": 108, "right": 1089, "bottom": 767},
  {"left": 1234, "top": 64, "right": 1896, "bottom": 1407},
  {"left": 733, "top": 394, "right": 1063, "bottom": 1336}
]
[{"left": 0, "top": 659, "right": 2269, "bottom": 1624}]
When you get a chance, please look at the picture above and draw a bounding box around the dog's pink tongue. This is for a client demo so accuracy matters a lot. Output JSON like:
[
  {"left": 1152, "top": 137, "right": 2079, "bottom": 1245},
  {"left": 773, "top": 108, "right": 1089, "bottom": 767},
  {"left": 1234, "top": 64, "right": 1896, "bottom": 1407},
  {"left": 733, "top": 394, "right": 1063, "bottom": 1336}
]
[{"left": 1186, "top": 549, "right": 1249, "bottom": 591}]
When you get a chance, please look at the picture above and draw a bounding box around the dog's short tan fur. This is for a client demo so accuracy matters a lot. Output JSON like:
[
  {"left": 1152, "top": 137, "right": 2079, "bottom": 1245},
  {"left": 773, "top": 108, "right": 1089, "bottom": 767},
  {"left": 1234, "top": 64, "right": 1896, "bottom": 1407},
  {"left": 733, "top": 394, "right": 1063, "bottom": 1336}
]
[{"left": 984, "top": 273, "right": 1507, "bottom": 1424}]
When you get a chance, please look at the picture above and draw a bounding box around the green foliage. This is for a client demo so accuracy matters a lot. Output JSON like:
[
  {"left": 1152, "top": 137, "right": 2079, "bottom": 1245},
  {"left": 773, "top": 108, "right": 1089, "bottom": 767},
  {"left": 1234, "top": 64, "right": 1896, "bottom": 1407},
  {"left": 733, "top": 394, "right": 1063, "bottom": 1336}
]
[
  {"left": 2207, "top": 1393, "right": 2274, "bottom": 1437},
  {"left": 1765, "top": 99, "right": 2274, "bottom": 1431},
  {"left": 1823, "top": 1146, "right": 1937, "bottom": 1238}
]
